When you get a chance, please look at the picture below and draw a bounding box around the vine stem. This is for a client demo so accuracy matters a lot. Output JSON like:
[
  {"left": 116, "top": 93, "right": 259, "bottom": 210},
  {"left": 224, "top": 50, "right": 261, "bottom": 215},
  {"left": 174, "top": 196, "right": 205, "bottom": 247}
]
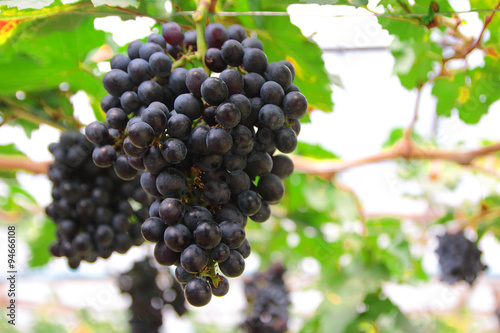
[
  {"left": 0, "top": 156, "right": 50, "bottom": 174},
  {"left": 193, "top": 0, "right": 212, "bottom": 75},
  {"left": 291, "top": 141, "right": 500, "bottom": 180},
  {"left": 1, "top": 98, "right": 80, "bottom": 131}
]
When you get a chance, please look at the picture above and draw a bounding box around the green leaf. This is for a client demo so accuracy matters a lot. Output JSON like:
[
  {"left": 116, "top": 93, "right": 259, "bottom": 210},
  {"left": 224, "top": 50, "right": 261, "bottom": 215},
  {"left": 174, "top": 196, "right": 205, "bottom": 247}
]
[
  {"left": 382, "top": 128, "right": 404, "bottom": 148},
  {"left": 0, "top": 143, "right": 26, "bottom": 156},
  {"left": 0, "top": 16, "right": 106, "bottom": 98},
  {"left": 27, "top": 217, "right": 56, "bottom": 268},
  {"left": 295, "top": 141, "right": 339, "bottom": 159},
  {"left": 432, "top": 58, "right": 500, "bottom": 124}
]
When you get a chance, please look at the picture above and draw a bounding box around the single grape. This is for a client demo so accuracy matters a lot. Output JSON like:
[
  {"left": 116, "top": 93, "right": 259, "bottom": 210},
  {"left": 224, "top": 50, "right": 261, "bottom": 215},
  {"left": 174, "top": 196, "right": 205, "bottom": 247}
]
[
  {"left": 216, "top": 102, "right": 241, "bottom": 128},
  {"left": 100, "top": 95, "right": 120, "bottom": 112},
  {"left": 128, "top": 121, "right": 155, "bottom": 149},
  {"left": 113, "top": 154, "right": 138, "bottom": 180},
  {"left": 275, "top": 127, "right": 298, "bottom": 153},
  {"left": 205, "top": 23, "right": 228, "bottom": 49},
  {"left": 221, "top": 40, "right": 244, "bottom": 67},
  {"left": 156, "top": 168, "right": 188, "bottom": 198},
  {"left": 149, "top": 52, "right": 172, "bottom": 76},
  {"left": 219, "top": 68, "right": 244, "bottom": 96},
  {"left": 168, "top": 68, "right": 189, "bottom": 95},
  {"left": 219, "top": 220, "right": 246, "bottom": 249},
  {"left": 246, "top": 150, "right": 273, "bottom": 177},
  {"left": 159, "top": 198, "right": 184, "bottom": 225},
  {"left": 230, "top": 125, "right": 253, "bottom": 155},
  {"left": 138, "top": 80, "right": 163, "bottom": 105},
  {"left": 257, "top": 174, "right": 285, "bottom": 204},
  {"left": 164, "top": 223, "right": 192, "bottom": 252},
  {"left": 194, "top": 220, "right": 221, "bottom": 249},
  {"left": 139, "top": 42, "right": 163, "bottom": 61},
  {"left": 219, "top": 250, "right": 245, "bottom": 277},
  {"left": 141, "top": 106, "right": 167, "bottom": 134},
  {"left": 147, "top": 32, "right": 167, "bottom": 48},
  {"left": 92, "top": 145, "right": 116, "bottom": 168},
  {"left": 283, "top": 91, "right": 308, "bottom": 119},
  {"left": 110, "top": 54, "right": 131, "bottom": 72},
  {"left": 206, "top": 127, "right": 233, "bottom": 154},
  {"left": 201, "top": 77, "right": 229, "bottom": 106},
  {"left": 227, "top": 24, "right": 247, "bottom": 42},
  {"left": 241, "top": 37, "right": 264, "bottom": 50},
  {"left": 161, "top": 138, "right": 187, "bottom": 164},
  {"left": 205, "top": 48, "right": 227, "bottom": 73},
  {"left": 211, "top": 243, "right": 230, "bottom": 262},
  {"left": 235, "top": 238, "right": 251, "bottom": 259},
  {"left": 250, "top": 201, "right": 271, "bottom": 223},
  {"left": 266, "top": 62, "right": 293, "bottom": 90},
  {"left": 141, "top": 217, "right": 166, "bottom": 243},
  {"left": 161, "top": 22, "right": 184, "bottom": 46},
  {"left": 127, "top": 40, "right": 144, "bottom": 59},
  {"left": 184, "top": 277, "right": 212, "bottom": 307},
  {"left": 174, "top": 94, "right": 204, "bottom": 120},
  {"left": 120, "top": 91, "right": 141, "bottom": 114},
  {"left": 167, "top": 114, "right": 192, "bottom": 139},
  {"left": 181, "top": 244, "right": 209, "bottom": 274},
  {"left": 271, "top": 155, "right": 294, "bottom": 179},
  {"left": 243, "top": 72, "right": 265, "bottom": 98},
  {"left": 260, "top": 81, "right": 285, "bottom": 106},
  {"left": 175, "top": 264, "right": 195, "bottom": 283},
  {"left": 85, "top": 121, "right": 109, "bottom": 146},
  {"left": 103, "top": 69, "right": 132, "bottom": 97},
  {"left": 211, "top": 276, "right": 230, "bottom": 297},
  {"left": 154, "top": 241, "right": 180, "bottom": 266},
  {"left": 186, "top": 68, "right": 208, "bottom": 98},
  {"left": 237, "top": 190, "right": 261, "bottom": 216}
]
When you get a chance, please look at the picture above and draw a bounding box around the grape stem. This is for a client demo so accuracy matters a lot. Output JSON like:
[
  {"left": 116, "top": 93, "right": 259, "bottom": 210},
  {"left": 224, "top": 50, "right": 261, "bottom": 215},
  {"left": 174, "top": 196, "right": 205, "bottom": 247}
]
[
  {"left": 0, "top": 98, "right": 78, "bottom": 131},
  {"left": 193, "top": 0, "right": 212, "bottom": 75},
  {"left": 172, "top": 52, "right": 202, "bottom": 70}
]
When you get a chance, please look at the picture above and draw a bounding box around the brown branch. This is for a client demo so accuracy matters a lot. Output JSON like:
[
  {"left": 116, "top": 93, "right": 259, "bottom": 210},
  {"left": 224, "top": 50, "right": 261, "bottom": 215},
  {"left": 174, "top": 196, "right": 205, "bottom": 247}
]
[
  {"left": 292, "top": 141, "right": 500, "bottom": 179},
  {"left": 0, "top": 156, "right": 50, "bottom": 174},
  {"left": 442, "top": 1, "right": 500, "bottom": 64}
]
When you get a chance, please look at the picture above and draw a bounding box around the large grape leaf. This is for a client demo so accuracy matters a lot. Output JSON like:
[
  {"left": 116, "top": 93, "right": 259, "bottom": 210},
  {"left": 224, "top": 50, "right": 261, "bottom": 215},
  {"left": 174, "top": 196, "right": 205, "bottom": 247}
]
[
  {"left": 0, "top": 16, "right": 105, "bottom": 97},
  {"left": 432, "top": 57, "right": 500, "bottom": 124}
]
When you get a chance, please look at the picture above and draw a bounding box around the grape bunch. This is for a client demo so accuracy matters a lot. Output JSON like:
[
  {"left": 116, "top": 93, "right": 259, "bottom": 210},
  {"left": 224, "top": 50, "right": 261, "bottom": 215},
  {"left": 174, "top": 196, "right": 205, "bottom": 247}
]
[
  {"left": 87, "top": 20, "right": 305, "bottom": 306},
  {"left": 119, "top": 257, "right": 187, "bottom": 333},
  {"left": 435, "top": 231, "right": 487, "bottom": 285},
  {"left": 241, "top": 262, "right": 290, "bottom": 333},
  {"left": 46, "top": 131, "right": 151, "bottom": 269}
]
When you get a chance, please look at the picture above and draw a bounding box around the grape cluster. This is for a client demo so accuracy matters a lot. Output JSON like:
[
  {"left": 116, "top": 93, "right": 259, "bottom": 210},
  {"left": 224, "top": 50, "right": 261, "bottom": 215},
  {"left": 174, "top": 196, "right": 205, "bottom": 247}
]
[
  {"left": 46, "top": 131, "right": 151, "bottom": 269},
  {"left": 436, "top": 231, "right": 487, "bottom": 285},
  {"left": 119, "top": 257, "right": 187, "bottom": 333},
  {"left": 241, "top": 262, "right": 290, "bottom": 333},
  {"left": 87, "top": 20, "right": 305, "bottom": 306}
]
